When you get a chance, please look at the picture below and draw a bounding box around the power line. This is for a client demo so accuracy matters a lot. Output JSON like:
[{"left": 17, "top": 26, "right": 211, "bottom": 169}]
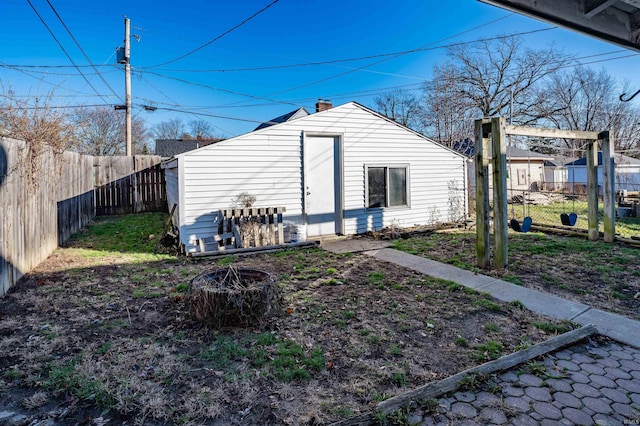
[
  {"left": 0, "top": 64, "right": 115, "bottom": 69},
  {"left": 4, "top": 103, "right": 111, "bottom": 110},
  {"left": 5, "top": 48, "right": 636, "bottom": 120},
  {"left": 140, "top": 69, "right": 300, "bottom": 107},
  {"left": 219, "top": 14, "right": 527, "bottom": 106},
  {"left": 134, "top": 48, "right": 640, "bottom": 131},
  {"left": 149, "top": 0, "right": 280, "bottom": 68},
  {"left": 26, "top": 0, "right": 110, "bottom": 105},
  {"left": 144, "top": 26, "right": 555, "bottom": 75},
  {"left": 0, "top": 61, "right": 105, "bottom": 98},
  {"left": 148, "top": 105, "right": 269, "bottom": 125},
  {"left": 44, "top": 0, "right": 121, "bottom": 100}
]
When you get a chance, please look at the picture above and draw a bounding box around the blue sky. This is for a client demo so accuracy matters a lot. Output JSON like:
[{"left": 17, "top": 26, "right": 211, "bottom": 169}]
[{"left": 1, "top": 0, "right": 639, "bottom": 139}]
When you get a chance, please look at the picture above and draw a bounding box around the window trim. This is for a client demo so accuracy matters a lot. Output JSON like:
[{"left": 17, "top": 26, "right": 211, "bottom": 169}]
[{"left": 365, "top": 164, "right": 411, "bottom": 210}]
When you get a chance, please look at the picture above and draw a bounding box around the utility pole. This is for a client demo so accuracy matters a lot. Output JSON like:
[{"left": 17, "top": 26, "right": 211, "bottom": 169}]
[{"left": 124, "top": 16, "right": 132, "bottom": 156}]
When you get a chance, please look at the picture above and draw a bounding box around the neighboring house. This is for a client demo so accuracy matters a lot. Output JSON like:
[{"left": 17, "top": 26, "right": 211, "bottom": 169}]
[
  {"left": 543, "top": 156, "right": 578, "bottom": 192},
  {"left": 163, "top": 101, "right": 468, "bottom": 253},
  {"left": 565, "top": 152, "right": 640, "bottom": 192},
  {"left": 155, "top": 136, "right": 224, "bottom": 158},
  {"left": 468, "top": 146, "right": 554, "bottom": 195}
]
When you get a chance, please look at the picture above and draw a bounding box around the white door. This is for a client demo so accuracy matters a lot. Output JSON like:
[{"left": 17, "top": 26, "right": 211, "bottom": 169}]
[{"left": 304, "top": 135, "right": 340, "bottom": 237}]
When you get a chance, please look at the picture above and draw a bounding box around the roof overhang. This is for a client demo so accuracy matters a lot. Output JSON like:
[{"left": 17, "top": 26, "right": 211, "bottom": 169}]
[{"left": 479, "top": 0, "right": 640, "bottom": 53}]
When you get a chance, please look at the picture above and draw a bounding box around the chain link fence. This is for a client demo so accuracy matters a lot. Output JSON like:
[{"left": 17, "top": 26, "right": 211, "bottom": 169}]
[
  {"left": 469, "top": 183, "right": 640, "bottom": 239},
  {"left": 504, "top": 182, "right": 639, "bottom": 239}
]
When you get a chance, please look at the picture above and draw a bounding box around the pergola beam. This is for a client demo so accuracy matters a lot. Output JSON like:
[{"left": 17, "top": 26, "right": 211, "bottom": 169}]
[{"left": 505, "top": 125, "right": 599, "bottom": 140}]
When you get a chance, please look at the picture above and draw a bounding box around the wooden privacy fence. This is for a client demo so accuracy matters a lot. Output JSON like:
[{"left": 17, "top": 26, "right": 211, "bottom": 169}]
[
  {"left": 0, "top": 137, "right": 58, "bottom": 296},
  {"left": 94, "top": 156, "right": 166, "bottom": 216},
  {"left": 57, "top": 151, "right": 95, "bottom": 245},
  {"left": 198, "top": 207, "right": 286, "bottom": 253},
  {"left": 0, "top": 135, "right": 167, "bottom": 296}
]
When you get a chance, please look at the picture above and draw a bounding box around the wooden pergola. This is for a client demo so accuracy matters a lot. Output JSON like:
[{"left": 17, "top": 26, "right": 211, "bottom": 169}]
[{"left": 475, "top": 117, "right": 616, "bottom": 269}]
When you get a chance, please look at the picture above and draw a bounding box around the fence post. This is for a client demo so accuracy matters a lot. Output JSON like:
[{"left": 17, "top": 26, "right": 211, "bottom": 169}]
[
  {"left": 600, "top": 131, "right": 615, "bottom": 243},
  {"left": 491, "top": 117, "right": 508, "bottom": 269},
  {"left": 475, "top": 119, "right": 491, "bottom": 269},
  {"left": 586, "top": 140, "right": 599, "bottom": 241}
]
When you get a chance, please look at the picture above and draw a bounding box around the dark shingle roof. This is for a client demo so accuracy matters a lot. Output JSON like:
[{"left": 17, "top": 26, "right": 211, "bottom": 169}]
[
  {"left": 155, "top": 138, "right": 224, "bottom": 157},
  {"left": 254, "top": 107, "right": 309, "bottom": 131}
]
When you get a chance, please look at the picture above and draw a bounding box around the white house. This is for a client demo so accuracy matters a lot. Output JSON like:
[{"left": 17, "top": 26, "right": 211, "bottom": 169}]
[
  {"left": 163, "top": 101, "right": 468, "bottom": 253},
  {"left": 467, "top": 146, "right": 554, "bottom": 196},
  {"left": 565, "top": 152, "right": 640, "bottom": 193}
]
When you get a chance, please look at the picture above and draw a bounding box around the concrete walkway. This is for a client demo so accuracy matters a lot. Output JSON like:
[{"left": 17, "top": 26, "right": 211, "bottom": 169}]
[{"left": 321, "top": 241, "right": 640, "bottom": 349}]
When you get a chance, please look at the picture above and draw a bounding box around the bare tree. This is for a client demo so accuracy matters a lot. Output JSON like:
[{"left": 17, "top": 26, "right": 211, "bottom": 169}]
[
  {"left": 0, "top": 88, "right": 76, "bottom": 188},
  {"left": 448, "top": 37, "right": 570, "bottom": 123},
  {"left": 153, "top": 118, "right": 186, "bottom": 140},
  {"left": 373, "top": 89, "right": 424, "bottom": 130},
  {"left": 189, "top": 119, "right": 215, "bottom": 138},
  {"left": 422, "top": 63, "right": 475, "bottom": 148},
  {"left": 540, "top": 67, "right": 640, "bottom": 155},
  {"left": 421, "top": 36, "right": 570, "bottom": 152},
  {"left": 71, "top": 107, "right": 150, "bottom": 156}
]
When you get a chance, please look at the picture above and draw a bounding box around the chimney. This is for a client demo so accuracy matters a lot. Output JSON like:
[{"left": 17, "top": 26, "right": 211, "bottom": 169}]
[{"left": 315, "top": 99, "right": 332, "bottom": 113}]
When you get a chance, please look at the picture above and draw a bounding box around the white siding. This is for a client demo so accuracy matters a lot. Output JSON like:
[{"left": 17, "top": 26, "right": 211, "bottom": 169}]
[
  {"left": 567, "top": 165, "right": 640, "bottom": 192},
  {"left": 178, "top": 133, "right": 303, "bottom": 249},
  {"left": 175, "top": 103, "right": 467, "bottom": 250},
  {"left": 163, "top": 163, "right": 180, "bottom": 228}
]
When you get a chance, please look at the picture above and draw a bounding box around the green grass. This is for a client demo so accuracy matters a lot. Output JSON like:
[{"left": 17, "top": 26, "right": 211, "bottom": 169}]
[
  {"left": 389, "top": 345, "right": 402, "bottom": 356},
  {"left": 508, "top": 300, "right": 525, "bottom": 309},
  {"left": 515, "top": 201, "right": 640, "bottom": 239},
  {"left": 332, "top": 405, "right": 355, "bottom": 418},
  {"left": 45, "top": 360, "right": 114, "bottom": 407},
  {"left": 368, "top": 271, "right": 385, "bottom": 285},
  {"left": 132, "top": 289, "right": 163, "bottom": 298},
  {"left": 68, "top": 212, "right": 170, "bottom": 260},
  {"left": 391, "top": 372, "right": 406, "bottom": 387},
  {"left": 200, "top": 334, "right": 325, "bottom": 383},
  {"left": 3, "top": 368, "right": 24, "bottom": 379},
  {"left": 533, "top": 321, "right": 573, "bottom": 334},
  {"left": 97, "top": 342, "right": 113, "bottom": 355},
  {"left": 475, "top": 298, "right": 502, "bottom": 312},
  {"left": 175, "top": 283, "right": 189, "bottom": 292},
  {"left": 454, "top": 337, "right": 468, "bottom": 347},
  {"left": 474, "top": 341, "right": 504, "bottom": 361},
  {"left": 201, "top": 335, "right": 248, "bottom": 367},
  {"left": 484, "top": 322, "right": 500, "bottom": 333}
]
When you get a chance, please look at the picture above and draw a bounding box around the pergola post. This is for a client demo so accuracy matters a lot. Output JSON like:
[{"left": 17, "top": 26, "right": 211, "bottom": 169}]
[
  {"left": 475, "top": 119, "right": 491, "bottom": 269},
  {"left": 600, "top": 131, "right": 616, "bottom": 243},
  {"left": 586, "top": 140, "right": 599, "bottom": 241},
  {"left": 491, "top": 117, "right": 508, "bottom": 269}
]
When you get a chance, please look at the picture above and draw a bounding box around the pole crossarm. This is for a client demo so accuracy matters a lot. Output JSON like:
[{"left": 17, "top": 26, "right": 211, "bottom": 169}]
[{"left": 504, "top": 125, "right": 599, "bottom": 141}]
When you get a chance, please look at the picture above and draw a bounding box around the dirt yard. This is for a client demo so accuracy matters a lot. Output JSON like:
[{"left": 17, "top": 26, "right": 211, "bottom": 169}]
[{"left": 0, "top": 215, "right": 572, "bottom": 425}]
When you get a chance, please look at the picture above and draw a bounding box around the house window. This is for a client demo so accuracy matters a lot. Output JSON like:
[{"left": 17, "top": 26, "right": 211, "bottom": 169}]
[{"left": 367, "top": 165, "right": 409, "bottom": 208}]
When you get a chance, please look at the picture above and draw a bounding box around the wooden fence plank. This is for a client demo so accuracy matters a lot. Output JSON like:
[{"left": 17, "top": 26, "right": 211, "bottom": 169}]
[
  {"left": 93, "top": 156, "right": 167, "bottom": 216},
  {"left": 1, "top": 139, "right": 167, "bottom": 295}
]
